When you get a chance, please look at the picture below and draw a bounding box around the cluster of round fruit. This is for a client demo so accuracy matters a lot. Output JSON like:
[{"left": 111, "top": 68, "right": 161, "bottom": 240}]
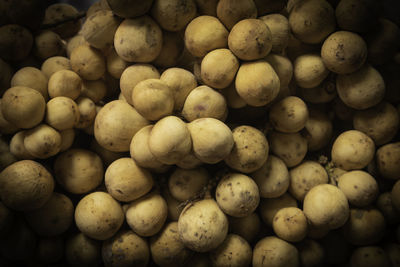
[{"left": 0, "top": 0, "right": 400, "bottom": 266}]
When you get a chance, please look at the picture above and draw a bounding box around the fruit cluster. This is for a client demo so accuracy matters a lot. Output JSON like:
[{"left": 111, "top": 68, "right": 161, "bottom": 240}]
[{"left": 0, "top": 0, "right": 400, "bottom": 266}]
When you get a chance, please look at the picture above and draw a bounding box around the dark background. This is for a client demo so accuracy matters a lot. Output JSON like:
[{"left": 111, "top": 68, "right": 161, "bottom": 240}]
[
  {"left": 57, "top": 0, "right": 97, "bottom": 11},
  {"left": 57, "top": 0, "right": 400, "bottom": 26}
]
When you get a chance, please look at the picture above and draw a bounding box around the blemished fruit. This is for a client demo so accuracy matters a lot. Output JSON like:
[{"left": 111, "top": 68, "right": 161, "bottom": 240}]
[{"left": 0, "top": 1, "right": 399, "bottom": 266}]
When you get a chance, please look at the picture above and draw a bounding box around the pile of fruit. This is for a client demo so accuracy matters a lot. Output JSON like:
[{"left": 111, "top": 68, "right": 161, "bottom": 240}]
[{"left": 0, "top": 0, "right": 400, "bottom": 266}]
